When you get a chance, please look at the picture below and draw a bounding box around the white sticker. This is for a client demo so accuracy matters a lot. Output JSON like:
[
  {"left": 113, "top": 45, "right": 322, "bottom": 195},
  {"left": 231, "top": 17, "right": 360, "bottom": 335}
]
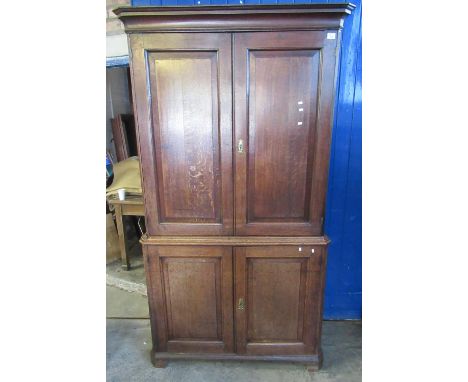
[
  {"left": 298, "top": 101, "right": 303, "bottom": 105},
  {"left": 327, "top": 32, "right": 336, "bottom": 40},
  {"left": 297, "top": 122, "right": 303, "bottom": 126},
  {"left": 299, "top": 108, "right": 304, "bottom": 112}
]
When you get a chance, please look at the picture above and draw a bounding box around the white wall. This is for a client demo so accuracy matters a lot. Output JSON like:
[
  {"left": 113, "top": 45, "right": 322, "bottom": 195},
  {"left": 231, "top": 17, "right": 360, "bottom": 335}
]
[{"left": 106, "top": 34, "right": 129, "bottom": 58}]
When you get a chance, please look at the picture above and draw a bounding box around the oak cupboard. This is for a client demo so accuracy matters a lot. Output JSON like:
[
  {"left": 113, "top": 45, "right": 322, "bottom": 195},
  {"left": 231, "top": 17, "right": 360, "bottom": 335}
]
[{"left": 115, "top": 3, "right": 354, "bottom": 369}]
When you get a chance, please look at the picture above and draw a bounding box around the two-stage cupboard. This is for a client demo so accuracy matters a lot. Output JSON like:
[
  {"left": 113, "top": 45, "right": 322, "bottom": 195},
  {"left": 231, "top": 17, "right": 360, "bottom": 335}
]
[{"left": 115, "top": 3, "right": 355, "bottom": 369}]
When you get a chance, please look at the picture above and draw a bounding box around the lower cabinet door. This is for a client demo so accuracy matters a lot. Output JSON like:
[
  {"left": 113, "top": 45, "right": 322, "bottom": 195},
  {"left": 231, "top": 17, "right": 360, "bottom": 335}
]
[
  {"left": 145, "top": 246, "right": 234, "bottom": 353},
  {"left": 234, "top": 246, "right": 326, "bottom": 356}
]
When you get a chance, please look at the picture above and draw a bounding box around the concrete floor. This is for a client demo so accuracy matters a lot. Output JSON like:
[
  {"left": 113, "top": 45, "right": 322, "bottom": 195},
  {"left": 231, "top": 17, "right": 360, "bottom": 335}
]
[
  {"left": 107, "top": 318, "right": 361, "bottom": 382},
  {"left": 106, "top": 244, "right": 361, "bottom": 382}
]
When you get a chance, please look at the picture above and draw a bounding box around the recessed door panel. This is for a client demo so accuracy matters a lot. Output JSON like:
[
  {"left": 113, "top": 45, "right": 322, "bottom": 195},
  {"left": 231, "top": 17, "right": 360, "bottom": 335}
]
[
  {"left": 145, "top": 246, "right": 234, "bottom": 354},
  {"left": 149, "top": 51, "right": 221, "bottom": 223},
  {"left": 162, "top": 257, "right": 221, "bottom": 340},
  {"left": 234, "top": 31, "right": 340, "bottom": 235},
  {"left": 247, "top": 258, "right": 307, "bottom": 341},
  {"left": 129, "top": 33, "right": 233, "bottom": 235},
  {"left": 235, "top": 246, "right": 325, "bottom": 356},
  {"left": 248, "top": 50, "right": 319, "bottom": 222}
]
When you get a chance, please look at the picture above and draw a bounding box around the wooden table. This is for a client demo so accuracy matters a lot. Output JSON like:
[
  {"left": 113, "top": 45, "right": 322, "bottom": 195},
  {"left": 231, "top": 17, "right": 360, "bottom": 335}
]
[{"left": 107, "top": 195, "right": 145, "bottom": 270}]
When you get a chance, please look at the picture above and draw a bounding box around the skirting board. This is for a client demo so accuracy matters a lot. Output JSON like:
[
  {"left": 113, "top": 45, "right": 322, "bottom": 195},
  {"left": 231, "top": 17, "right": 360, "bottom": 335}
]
[{"left": 151, "top": 349, "right": 323, "bottom": 370}]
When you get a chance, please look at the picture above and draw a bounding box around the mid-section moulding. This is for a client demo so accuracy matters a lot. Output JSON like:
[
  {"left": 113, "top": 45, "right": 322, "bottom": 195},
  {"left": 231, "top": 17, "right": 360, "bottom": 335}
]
[{"left": 140, "top": 234, "right": 330, "bottom": 247}]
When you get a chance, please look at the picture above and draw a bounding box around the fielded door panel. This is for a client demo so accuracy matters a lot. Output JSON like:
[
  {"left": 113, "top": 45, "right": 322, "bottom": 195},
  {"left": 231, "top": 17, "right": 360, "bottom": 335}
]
[
  {"left": 129, "top": 33, "right": 233, "bottom": 236},
  {"left": 233, "top": 31, "right": 340, "bottom": 236},
  {"left": 145, "top": 246, "right": 234, "bottom": 353},
  {"left": 234, "top": 246, "right": 326, "bottom": 355}
]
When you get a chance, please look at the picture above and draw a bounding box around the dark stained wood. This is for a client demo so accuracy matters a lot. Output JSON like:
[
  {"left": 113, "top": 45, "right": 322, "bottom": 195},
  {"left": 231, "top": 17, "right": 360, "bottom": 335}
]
[
  {"left": 315, "top": 244, "right": 329, "bottom": 359},
  {"left": 247, "top": 258, "right": 307, "bottom": 341},
  {"left": 114, "top": 4, "right": 355, "bottom": 33},
  {"left": 141, "top": 235, "right": 330, "bottom": 246},
  {"left": 235, "top": 246, "right": 326, "bottom": 356},
  {"left": 247, "top": 50, "right": 319, "bottom": 222},
  {"left": 152, "top": 359, "right": 167, "bottom": 368},
  {"left": 144, "top": 246, "right": 234, "bottom": 354},
  {"left": 126, "top": 67, "right": 134, "bottom": 114},
  {"left": 234, "top": 31, "right": 340, "bottom": 236},
  {"left": 128, "top": 33, "right": 233, "bottom": 236},
  {"left": 121, "top": 114, "right": 138, "bottom": 157},
  {"left": 151, "top": 350, "right": 322, "bottom": 367},
  {"left": 111, "top": 114, "right": 138, "bottom": 162},
  {"left": 111, "top": 114, "right": 129, "bottom": 162},
  {"left": 149, "top": 51, "right": 221, "bottom": 223},
  {"left": 117, "top": 3, "right": 353, "bottom": 370}
]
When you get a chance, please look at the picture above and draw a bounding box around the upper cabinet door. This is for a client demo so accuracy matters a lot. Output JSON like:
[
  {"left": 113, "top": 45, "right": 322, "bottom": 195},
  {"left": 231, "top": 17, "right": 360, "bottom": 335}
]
[
  {"left": 129, "top": 33, "right": 233, "bottom": 236},
  {"left": 234, "top": 31, "right": 340, "bottom": 236}
]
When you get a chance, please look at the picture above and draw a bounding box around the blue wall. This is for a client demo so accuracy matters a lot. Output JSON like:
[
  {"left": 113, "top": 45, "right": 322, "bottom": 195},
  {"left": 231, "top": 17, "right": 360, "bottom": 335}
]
[{"left": 128, "top": 0, "right": 362, "bottom": 320}]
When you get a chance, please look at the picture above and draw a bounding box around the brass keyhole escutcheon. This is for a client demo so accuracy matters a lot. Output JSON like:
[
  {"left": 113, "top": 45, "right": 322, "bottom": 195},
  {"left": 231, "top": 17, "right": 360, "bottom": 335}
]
[
  {"left": 237, "top": 139, "right": 244, "bottom": 153},
  {"left": 238, "top": 297, "right": 245, "bottom": 310}
]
